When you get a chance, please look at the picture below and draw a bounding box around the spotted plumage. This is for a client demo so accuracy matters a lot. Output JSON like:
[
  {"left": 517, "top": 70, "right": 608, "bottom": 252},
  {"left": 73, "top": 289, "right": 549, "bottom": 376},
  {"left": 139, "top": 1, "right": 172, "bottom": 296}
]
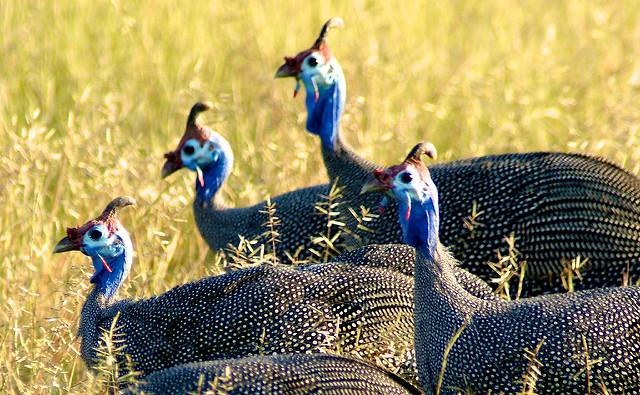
[
  {"left": 54, "top": 197, "right": 414, "bottom": 379},
  {"left": 371, "top": 143, "right": 640, "bottom": 393},
  {"left": 277, "top": 18, "right": 640, "bottom": 294},
  {"left": 162, "top": 102, "right": 355, "bottom": 262},
  {"left": 131, "top": 354, "right": 421, "bottom": 395},
  {"left": 333, "top": 244, "right": 500, "bottom": 302}
]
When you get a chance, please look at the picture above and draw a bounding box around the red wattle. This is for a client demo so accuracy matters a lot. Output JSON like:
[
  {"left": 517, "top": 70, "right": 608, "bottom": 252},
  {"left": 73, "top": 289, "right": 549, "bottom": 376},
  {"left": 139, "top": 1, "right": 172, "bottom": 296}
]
[
  {"left": 99, "top": 255, "right": 113, "bottom": 273},
  {"left": 197, "top": 171, "right": 205, "bottom": 188}
]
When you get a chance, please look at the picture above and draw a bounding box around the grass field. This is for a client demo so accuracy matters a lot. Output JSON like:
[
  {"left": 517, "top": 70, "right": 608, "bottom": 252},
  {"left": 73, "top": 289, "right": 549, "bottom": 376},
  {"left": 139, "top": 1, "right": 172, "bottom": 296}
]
[{"left": 2, "top": 0, "right": 640, "bottom": 393}]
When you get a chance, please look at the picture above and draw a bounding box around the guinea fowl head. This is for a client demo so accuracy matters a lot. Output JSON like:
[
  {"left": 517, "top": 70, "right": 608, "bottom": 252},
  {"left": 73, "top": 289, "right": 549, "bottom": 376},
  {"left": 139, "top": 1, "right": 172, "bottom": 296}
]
[
  {"left": 161, "top": 102, "right": 234, "bottom": 204},
  {"left": 275, "top": 17, "right": 346, "bottom": 150},
  {"left": 361, "top": 143, "right": 440, "bottom": 257},
  {"left": 54, "top": 196, "right": 135, "bottom": 299}
]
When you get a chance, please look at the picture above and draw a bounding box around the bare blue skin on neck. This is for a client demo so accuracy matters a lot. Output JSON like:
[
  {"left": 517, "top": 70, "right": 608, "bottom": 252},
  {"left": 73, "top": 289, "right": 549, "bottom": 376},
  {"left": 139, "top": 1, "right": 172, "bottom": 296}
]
[
  {"left": 194, "top": 152, "right": 233, "bottom": 204},
  {"left": 396, "top": 177, "right": 440, "bottom": 261},
  {"left": 181, "top": 135, "right": 234, "bottom": 205},
  {"left": 301, "top": 60, "right": 346, "bottom": 151},
  {"left": 84, "top": 228, "right": 133, "bottom": 300}
]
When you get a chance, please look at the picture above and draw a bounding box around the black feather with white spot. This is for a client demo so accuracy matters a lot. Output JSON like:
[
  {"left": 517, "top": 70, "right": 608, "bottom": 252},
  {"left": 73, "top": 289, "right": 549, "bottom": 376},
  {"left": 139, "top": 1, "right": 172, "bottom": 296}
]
[{"left": 131, "top": 354, "right": 421, "bottom": 394}]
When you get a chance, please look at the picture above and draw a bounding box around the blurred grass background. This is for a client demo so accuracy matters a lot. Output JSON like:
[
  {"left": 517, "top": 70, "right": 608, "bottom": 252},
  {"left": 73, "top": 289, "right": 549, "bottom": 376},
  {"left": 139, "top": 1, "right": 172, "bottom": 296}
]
[{"left": 2, "top": 0, "right": 640, "bottom": 392}]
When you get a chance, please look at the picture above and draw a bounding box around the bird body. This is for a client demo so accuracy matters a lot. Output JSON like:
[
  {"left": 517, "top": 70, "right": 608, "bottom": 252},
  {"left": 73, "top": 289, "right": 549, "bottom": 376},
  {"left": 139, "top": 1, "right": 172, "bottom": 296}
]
[
  {"left": 131, "top": 354, "right": 421, "bottom": 395},
  {"left": 368, "top": 143, "right": 640, "bottom": 394},
  {"left": 333, "top": 243, "right": 500, "bottom": 302},
  {"left": 54, "top": 198, "right": 414, "bottom": 378},
  {"left": 163, "top": 102, "right": 358, "bottom": 262},
  {"left": 190, "top": 182, "right": 334, "bottom": 261},
  {"left": 277, "top": 18, "right": 640, "bottom": 293},
  {"left": 77, "top": 263, "right": 413, "bottom": 376},
  {"left": 415, "top": 254, "right": 640, "bottom": 394}
]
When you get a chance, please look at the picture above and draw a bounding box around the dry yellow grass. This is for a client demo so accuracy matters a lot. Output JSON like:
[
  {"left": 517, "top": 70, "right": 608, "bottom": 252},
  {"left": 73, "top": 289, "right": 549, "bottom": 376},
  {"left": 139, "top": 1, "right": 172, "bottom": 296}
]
[{"left": 2, "top": 1, "right": 640, "bottom": 393}]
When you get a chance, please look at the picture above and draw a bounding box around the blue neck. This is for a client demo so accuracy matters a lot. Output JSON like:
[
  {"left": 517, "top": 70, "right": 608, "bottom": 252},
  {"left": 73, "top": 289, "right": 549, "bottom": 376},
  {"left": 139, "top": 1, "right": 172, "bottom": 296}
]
[
  {"left": 195, "top": 150, "right": 233, "bottom": 204},
  {"left": 303, "top": 61, "right": 346, "bottom": 151},
  {"left": 89, "top": 229, "right": 133, "bottom": 300},
  {"left": 398, "top": 181, "right": 440, "bottom": 261}
]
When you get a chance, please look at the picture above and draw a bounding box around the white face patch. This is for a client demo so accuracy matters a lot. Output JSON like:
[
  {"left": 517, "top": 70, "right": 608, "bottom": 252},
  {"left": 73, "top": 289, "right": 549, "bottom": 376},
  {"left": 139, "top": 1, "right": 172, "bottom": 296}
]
[
  {"left": 181, "top": 138, "right": 219, "bottom": 170},
  {"left": 301, "top": 53, "right": 325, "bottom": 72},
  {"left": 82, "top": 224, "right": 111, "bottom": 248},
  {"left": 300, "top": 55, "right": 338, "bottom": 89},
  {"left": 392, "top": 168, "right": 428, "bottom": 202},
  {"left": 81, "top": 224, "right": 126, "bottom": 263}
]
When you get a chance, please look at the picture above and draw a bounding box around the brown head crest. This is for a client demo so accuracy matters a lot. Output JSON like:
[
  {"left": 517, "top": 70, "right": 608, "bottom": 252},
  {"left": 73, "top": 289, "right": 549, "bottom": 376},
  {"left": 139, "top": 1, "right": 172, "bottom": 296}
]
[
  {"left": 187, "top": 102, "right": 213, "bottom": 128},
  {"left": 162, "top": 103, "right": 214, "bottom": 178},
  {"left": 61, "top": 196, "right": 136, "bottom": 247},
  {"left": 99, "top": 196, "right": 136, "bottom": 219},
  {"left": 403, "top": 142, "right": 438, "bottom": 165},
  {"left": 312, "top": 17, "right": 344, "bottom": 49}
]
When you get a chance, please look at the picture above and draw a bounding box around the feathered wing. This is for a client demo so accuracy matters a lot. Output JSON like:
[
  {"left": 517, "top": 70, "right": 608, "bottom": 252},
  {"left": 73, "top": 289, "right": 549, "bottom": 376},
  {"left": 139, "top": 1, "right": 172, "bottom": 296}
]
[
  {"left": 132, "top": 354, "right": 421, "bottom": 394},
  {"left": 194, "top": 183, "right": 364, "bottom": 262},
  {"left": 94, "top": 263, "right": 414, "bottom": 377},
  {"left": 333, "top": 244, "right": 499, "bottom": 300}
]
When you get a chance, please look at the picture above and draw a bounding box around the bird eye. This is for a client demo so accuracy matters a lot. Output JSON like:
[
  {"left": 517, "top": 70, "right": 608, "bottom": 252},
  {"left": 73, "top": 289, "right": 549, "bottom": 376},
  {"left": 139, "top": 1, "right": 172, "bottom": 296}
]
[
  {"left": 183, "top": 145, "right": 195, "bottom": 156},
  {"left": 89, "top": 229, "right": 103, "bottom": 240},
  {"left": 400, "top": 172, "right": 413, "bottom": 183},
  {"left": 307, "top": 57, "right": 318, "bottom": 67}
]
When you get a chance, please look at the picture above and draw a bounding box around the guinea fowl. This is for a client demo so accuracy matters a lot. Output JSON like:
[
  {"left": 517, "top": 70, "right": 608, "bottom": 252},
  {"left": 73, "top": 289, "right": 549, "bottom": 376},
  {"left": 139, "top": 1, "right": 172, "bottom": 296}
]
[
  {"left": 162, "top": 102, "right": 346, "bottom": 262},
  {"left": 363, "top": 142, "right": 640, "bottom": 394},
  {"left": 276, "top": 18, "right": 640, "bottom": 294},
  {"left": 131, "top": 354, "right": 421, "bottom": 395},
  {"left": 53, "top": 196, "right": 414, "bottom": 379}
]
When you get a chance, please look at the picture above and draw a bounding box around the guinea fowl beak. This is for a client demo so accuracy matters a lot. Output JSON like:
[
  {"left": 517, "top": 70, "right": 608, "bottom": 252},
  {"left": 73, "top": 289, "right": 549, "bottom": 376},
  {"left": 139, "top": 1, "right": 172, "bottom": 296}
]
[
  {"left": 274, "top": 62, "right": 297, "bottom": 79},
  {"left": 53, "top": 236, "right": 79, "bottom": 254},
  {"left": 161, "top": 159, "right": 181, "bottom": 179}
]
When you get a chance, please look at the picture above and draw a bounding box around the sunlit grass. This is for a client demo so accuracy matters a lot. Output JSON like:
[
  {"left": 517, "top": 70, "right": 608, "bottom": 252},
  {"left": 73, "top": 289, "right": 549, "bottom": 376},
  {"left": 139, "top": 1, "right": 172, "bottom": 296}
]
[{"left": 2, "top": 0, "right": 640, "bottom": 393}]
